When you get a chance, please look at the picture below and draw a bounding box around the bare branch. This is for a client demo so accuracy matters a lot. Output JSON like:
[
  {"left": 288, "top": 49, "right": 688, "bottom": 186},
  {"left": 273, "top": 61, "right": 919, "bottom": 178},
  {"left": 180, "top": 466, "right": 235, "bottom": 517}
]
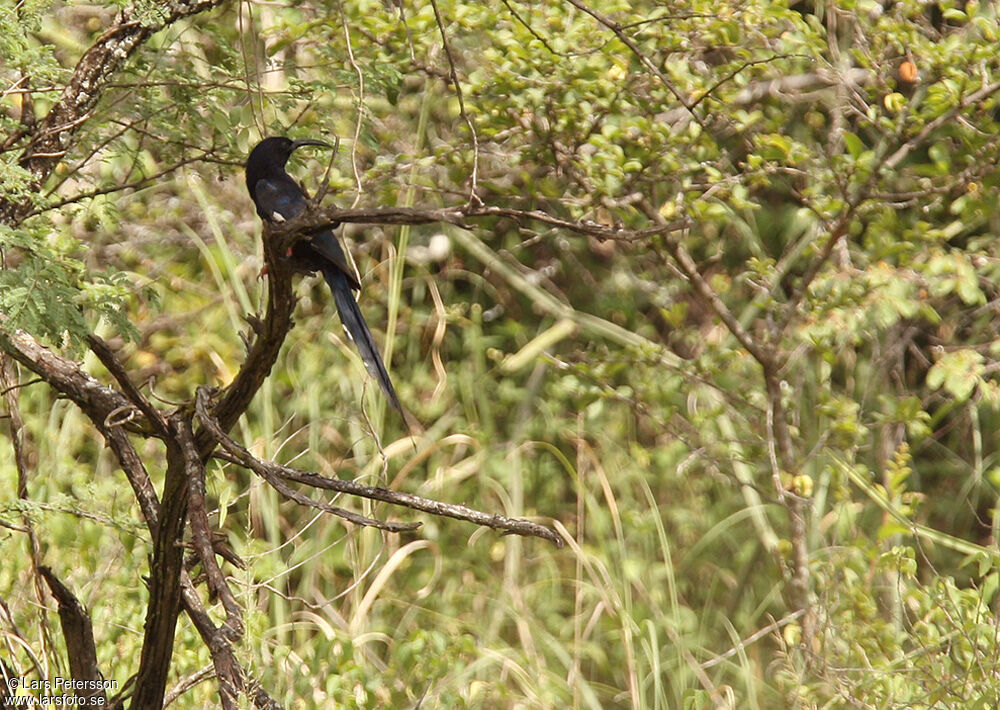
[
  {"left": 37, "top": 567, "right": 107, "bottom": 707},
  {"left": 197, "top": 392, "right": 564, "bottom": 547},
  {"left": 730, "top": 68, "right": 873, "bottom": 106},
  {"left": 29, "top": 149, "right": 231, "bottom": 218},
  {"left": 178, "top": 421, "right": 243, "bottom": 643},
  {"left": 338, "top": 2, "right": 367, "bottom": 203},
  {"left": 638, "top": 202, "right": 773, "bottom": 369},
  {"left": 0, "top": 321, "right": 157, "bottom": 439},
  {"left": 202, "top": 222, "right": 297, "bottom": 443},
  {"left": 691, "top": 56, "right": 817, "bottom": 111},
  {"left": 210, "top": 452, "right": 420, "bottom": 533},
  {"left": 0, "top": 355, "right": 49, "bottom": 606},
  {"left": 210, "top": 446, "right": 421, "bottom": 531},
  {"left": 130, "top": 416, "right": 189, "bottom": 710},
  {"left": 774, "top": 211, "right": 855, "bottom": 336},
  {"left": 430, "top": 0, "right": 480, "bottom": 200},
  {"left": 176, "top": 571, "right": 252, "bottom": 710},
  {"left": 272, "top": 202, "right": 691, "bottom": 244},
  {"left": 163, "top": 665, "right": 214, "bottom": 707}
]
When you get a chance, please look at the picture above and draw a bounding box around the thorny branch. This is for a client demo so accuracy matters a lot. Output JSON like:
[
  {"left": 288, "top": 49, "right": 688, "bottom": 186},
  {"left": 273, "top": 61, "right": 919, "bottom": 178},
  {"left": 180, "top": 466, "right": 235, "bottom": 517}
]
[
  {"left": 200, "top": 221, "right": 298, "bottom": 440},
  {"left": 87, "top": 334, "right": 168, "bottom": 436}
]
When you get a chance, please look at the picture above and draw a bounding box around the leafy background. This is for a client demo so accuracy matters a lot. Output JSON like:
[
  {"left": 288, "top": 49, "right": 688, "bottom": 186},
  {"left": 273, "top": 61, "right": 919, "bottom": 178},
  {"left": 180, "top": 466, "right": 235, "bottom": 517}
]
[{"left": 3, "top": 0, "right": 1000, "bottom": 707}]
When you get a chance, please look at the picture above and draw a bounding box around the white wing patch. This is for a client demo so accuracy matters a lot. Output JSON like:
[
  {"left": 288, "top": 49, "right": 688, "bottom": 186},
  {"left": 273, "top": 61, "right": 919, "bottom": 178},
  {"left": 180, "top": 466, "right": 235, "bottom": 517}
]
[{"left": 270, "top": 212, "right": 286, "bottom": 222}]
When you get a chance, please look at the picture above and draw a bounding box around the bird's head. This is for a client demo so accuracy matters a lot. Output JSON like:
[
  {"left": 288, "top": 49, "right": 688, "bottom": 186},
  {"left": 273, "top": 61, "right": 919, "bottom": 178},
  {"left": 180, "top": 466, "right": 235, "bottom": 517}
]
[{"left": 245, "top": 136, "right": 332, "bottom": 187}]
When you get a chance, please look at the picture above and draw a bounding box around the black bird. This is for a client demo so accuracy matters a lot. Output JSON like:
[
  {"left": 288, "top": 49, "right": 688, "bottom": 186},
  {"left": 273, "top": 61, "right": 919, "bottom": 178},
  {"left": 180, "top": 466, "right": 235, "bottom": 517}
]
[{"left": 245, "top": 136, "right": 401, "bottom": 411}]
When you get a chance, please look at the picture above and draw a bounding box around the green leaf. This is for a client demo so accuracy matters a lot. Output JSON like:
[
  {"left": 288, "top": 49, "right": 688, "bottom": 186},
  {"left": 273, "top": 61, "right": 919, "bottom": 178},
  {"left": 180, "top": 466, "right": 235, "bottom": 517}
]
[{"left": 843, "top": 132, "right": 864, "bottom": 158}]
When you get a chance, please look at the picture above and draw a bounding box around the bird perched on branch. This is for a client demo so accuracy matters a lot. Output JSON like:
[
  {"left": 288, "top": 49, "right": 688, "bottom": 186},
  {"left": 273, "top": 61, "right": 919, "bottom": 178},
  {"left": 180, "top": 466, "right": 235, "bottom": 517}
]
[{"left": 245, "top": 136, "right": 401, "bottom": 411}]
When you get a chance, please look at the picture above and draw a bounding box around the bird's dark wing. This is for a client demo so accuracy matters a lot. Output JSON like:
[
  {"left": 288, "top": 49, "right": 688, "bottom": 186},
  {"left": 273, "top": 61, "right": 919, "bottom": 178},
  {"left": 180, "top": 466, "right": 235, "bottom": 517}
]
[
  {"left": 309, "top": 230, "right": 361, "bottom": 291},
  {"left": 253, "top": 177, "right": 308, "bottom": 222},
  {"left": 254, "top": 177, "right": 360, "bottom": 289}
]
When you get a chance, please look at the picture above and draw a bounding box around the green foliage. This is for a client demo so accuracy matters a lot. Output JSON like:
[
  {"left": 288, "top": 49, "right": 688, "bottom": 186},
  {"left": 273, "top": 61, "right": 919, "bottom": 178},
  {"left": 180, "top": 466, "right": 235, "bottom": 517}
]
[
  {"left": 804, "top": 543, "right": 1000, "bottom": 709},
  {"left": 0, "top": 224, "right": 137, "bottom": 348}
]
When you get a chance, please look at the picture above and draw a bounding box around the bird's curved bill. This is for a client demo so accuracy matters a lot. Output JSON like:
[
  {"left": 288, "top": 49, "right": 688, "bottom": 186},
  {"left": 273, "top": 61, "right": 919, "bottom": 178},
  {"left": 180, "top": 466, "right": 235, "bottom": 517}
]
[{"left": 290, "top": 138, "right": 332, "bottom": 151}]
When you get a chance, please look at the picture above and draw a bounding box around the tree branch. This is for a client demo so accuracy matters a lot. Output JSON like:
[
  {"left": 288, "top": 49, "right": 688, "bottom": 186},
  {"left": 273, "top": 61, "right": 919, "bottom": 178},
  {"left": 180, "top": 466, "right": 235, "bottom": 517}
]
[
  {"left": 0, "top": 355, "right": 55, "bottom": 660},
  {"left": 130, "top": 417, "right": 189, "bottom": 710},
  {"left": 202, "top": 222, "right": 297, "bottom": 443},
  {"left": 0, "top": 322, "right": 154, "bottom": 435},
  {"left": 561, "top": 0, "right": 707, "bottom": 132},
  {"left": 204, "top": 200, "right": 676, "bottom": 449},
  {"left": 271, "top": 203, "right": 690, "bottom": 245},
  {"left": 882, "top": 78, "right": 1000, "bottom": 173},
  {"left": 87, "top": 335, "right": 168, "bottom": 436},
  {"left": 178, "top": 420, "right": 243, "bottom": 645},
  {"left": 37, "top": 567, "right": 107, "bottom": 707},
  {"left": 198, "top": 393, "right": 564, "bottom": 547}
]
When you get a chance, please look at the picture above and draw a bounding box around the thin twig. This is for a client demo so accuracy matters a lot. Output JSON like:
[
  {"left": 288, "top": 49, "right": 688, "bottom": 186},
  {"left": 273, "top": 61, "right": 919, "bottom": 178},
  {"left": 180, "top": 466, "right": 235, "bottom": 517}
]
[
  {"left": 883, "top": 78, "right": 1000, "bottom": 172},
  {"left": 562, "top": 0, "right": 707, "bottom": 132},
  {"left": 198, "top": 388, "right": 420, "bottom": 532},
  {"left": 339, "top": 1, "right": 366, "bottom": 205},
  {"left": 164, "top": 665, "right": 215, "bottom": 707},
  {"left": 430, "top": 0, "right": 480, "bottom": 201},
  {"left": 700, "top": 610, "right": 806, "bottom": 669},
  {"left": 499, "top": 0, "right": 605, "bottom": 58},
  {"left": 0, "top": 356, "right": 57, "bottom": 672}
]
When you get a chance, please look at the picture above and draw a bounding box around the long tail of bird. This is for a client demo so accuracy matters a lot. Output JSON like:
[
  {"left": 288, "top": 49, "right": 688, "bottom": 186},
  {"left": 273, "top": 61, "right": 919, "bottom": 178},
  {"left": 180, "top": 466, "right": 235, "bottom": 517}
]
[{"left": 322, "top": 265, "right": 402, "bottom": 411}]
